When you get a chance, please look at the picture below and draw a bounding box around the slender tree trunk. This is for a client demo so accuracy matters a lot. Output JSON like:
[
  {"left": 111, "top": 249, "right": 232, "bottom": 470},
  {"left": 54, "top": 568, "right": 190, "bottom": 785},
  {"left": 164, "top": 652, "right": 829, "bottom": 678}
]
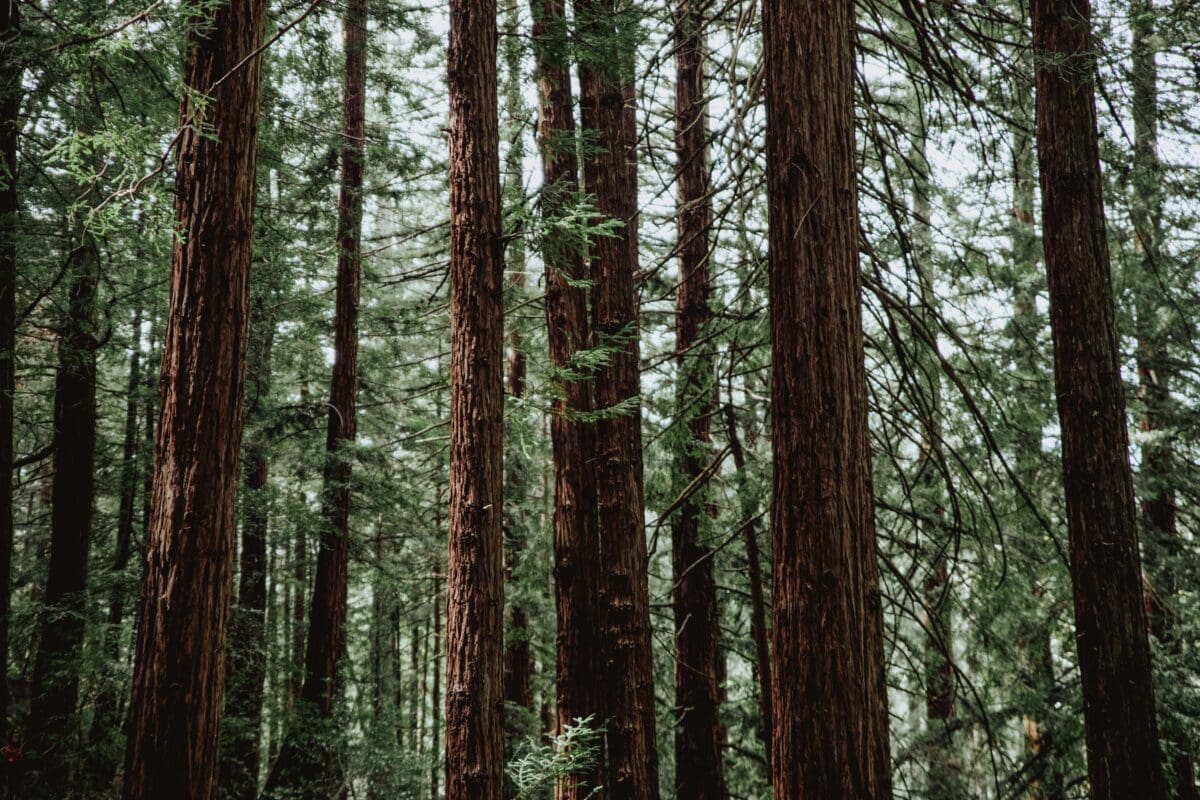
[
  {"left": 0, "top": 0, "right": 18, "bottom": 762},
  {"left": 291, "top": 491, "right": 307, "bottom": 705},
  {"left": 500, "top": 0, "right": 533, "bottom": 761},
  {"left": 1129, "top": 3, "right": 1196, "bottom": 797},
  {"left": 763, "top": 0, "right": 893, "bottom": 796},
  {"left": 431, "top": 566, "right": 443, "bottom": 800},
  {"left": 575, "top": 2, "right": 659, "bottom": 796},
  {"left": 444, "top": 1, "right": 505, "bottom": 796},
  {"left": 88, "top": 287, "right": 145, "bottom": 789},
  {"left": 1030, "top": 1, "right": 1167, "bottom": 798},
  {"left": 264, "top": 0, "right": 365, "bottom": 793},
  {"left": 120, "top": 0, "right": 267, "bottom": 794},
  {"left": 670, "top": 3, "right": 724, "bottom": 797},
  {"left": 27, "top": 231, "right": 100, "bottom": 797},
  {"left": 528, "top": 2, "right": 604, "bottom": 798},
  {"left": 220, "top": 296, "right": 276, "bottom": 800},
  {"left": 721, "top": 402, "right": 771, "bottom": 770}
]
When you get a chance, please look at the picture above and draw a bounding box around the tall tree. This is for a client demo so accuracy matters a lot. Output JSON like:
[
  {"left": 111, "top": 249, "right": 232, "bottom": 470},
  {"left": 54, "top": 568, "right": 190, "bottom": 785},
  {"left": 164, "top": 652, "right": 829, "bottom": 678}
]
[
  {"left": 1030, "top": 0, "right": 1167, "bottom": 797},
  {"left": 27, "top": 228, "right": 100, "bottom": 797},
  {"left": 1130, "top": 1, "right": 1195, "bottom": 796},
  {"left": 264, "top": 0, "right": 366, "bottom": 792},
  {"left": 528, "top": 0, "right": 604, "bottom": 797},
  {"left": 762, "top": 0, "right": 893, "bottom": 796},
  {"left": 575, "top": 1, "right": 659, "bottom": 795},
  {"left": 444, "top": 0, "right": 505, "bottom": 797},
  {"left": 670, "top": 1, "right": 725, "bottom": 797},
  {"left": 120, "top": 0, "right": 268, "bottom": 795}
]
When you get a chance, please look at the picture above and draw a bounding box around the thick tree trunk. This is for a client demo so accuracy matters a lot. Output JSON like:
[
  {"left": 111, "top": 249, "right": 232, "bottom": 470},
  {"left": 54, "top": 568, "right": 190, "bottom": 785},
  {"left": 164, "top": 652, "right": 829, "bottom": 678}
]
[
  {"left": 0, "top": 0, "right": 18, "bottom": 760},
  {"left": 220, "top": 297, "right": 275, "bottom": 800},
  {"left": 444, "top": 1, "right": 505, "bottom": 797},
  {"left": 120, "top": 0, "right": 267, "bottom": 795},
  {"left": 762, "top": 0, "right": 893, "bottom": 796},
  {"left": 670, "top": 3, "right": 725, "bottom": 797},
  {"left": 1030, "top": 2, "right": 1167, "bottom": 798},
  {"left": 27, "top": 233, "right": 100, "bottom": 796},
  {"left": 264, "top": 0, "right": 365, "bottom": 794},
  {"left": 528, "top": 2, "right": 604, "bottom": 797},
  {"left": 575, "top": 2, "right": 659, "bottom": 797}
]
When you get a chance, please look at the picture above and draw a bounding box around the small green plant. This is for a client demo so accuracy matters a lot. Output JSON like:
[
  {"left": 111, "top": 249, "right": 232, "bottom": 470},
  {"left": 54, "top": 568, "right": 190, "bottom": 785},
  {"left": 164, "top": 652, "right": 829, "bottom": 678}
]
[{"left": 506, "top": 716, "right": 603, "bottom": 800}]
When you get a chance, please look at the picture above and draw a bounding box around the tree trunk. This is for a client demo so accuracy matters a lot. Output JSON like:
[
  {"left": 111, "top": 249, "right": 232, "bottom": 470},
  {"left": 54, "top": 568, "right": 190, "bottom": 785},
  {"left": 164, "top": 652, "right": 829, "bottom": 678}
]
[
  {"left": 220, "top": 295, "right": 276, "bottom": 800},
  {"left": 27, "top": 232, "right": 100, "bottom": 796},
  {"left": 264, "top": 0, "right": 365, "bottom": 793},
  {"left": 528, "top": 1, "right": 604, "bottom": 797},
  {"left": 762, "top": 0, "right": 893, "bottom": 796},
  {"left": 431, "top": 566, "right": 443, "bottom": 800},
  {"left": 0, "top": 0, "right": 18, "bottom": 762},
  {"left": 575, "top": 2, "right": 659, "bottom": 796},
  {"left": 721, "top": 402, "right": 772, "bottom": 770},
  {"left": 88, "top": 285, "right": 145, "bottom": 789},
  {"left": 671, "top": 3, "right": 725, "bottom": 797},
  {"left": 444, "top": 1, "right": 505, "bottom": 796},
  {"left": 1030, "top": 1, "right": 1167, "bottom": 798},
  {"left": 120, "top": 0, "right": 267, "bottom": 795},
  {"left": 1129, "top": 3, "right": 1196, "bottom": 797}
]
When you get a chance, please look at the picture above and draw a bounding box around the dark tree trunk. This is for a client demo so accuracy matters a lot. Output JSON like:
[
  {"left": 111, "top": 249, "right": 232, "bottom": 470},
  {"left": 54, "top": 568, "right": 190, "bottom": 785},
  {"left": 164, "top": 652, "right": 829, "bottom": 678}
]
[
  {"left": 291, "top": 492, "right": 307, "bottom": 706},
  {"left": 88, "top": 288, "right": 145, "bottom": 789},
  {"left": 763, "top": 0, "right": 893, "bottom": 796},
  {"left": 264, "top": 0, "right": 365, "bottom": 794},
  {"left": 120, "top": 0, "right": 267, "bottom": 795},
  {"left": 1030, "top": 1, "right": 1167, "bottom": 798},
  {"left": 27, "top": 233, "right": 100, "bottom": 796},
  {"left": 444, "top": 0, "right": 505, "bottom": 796},
  {"left": 671, "top": 3, "right": 725, "bottom": 797},
  {"left": 722, "top": 402, "right": 772, "bottom": 770},
  {"left": 220, "top": 296, "right": 275, "bottom": 800},
  {"left": 1129, "top": 3, "right": 1196, "bottom": 796},
  {"left": 0, "top": 0, "right": 18, "bottom": 761},
  {"left": 528, "top": 2, "right": 604, "bottom": 797},
  {"left": 430, "top": 566, "right": 443, "bottom": 800},
  {"left": 575, "top": 2, "right": 659, "bottom": 796}
]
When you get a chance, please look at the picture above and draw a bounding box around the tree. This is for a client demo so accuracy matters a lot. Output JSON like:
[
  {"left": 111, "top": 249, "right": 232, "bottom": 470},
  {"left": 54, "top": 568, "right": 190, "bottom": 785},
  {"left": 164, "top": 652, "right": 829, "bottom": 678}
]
[
  {"left": 444, "top": 0, "right": 505, "bottom": 798},
  {"left": 762, "top": 0, "right": 893, "bottom": 796},
  {"left": 1030, "top": 0, "right": 1168, "bottom": 797},
  {"left": 575, "top": 1, "right": 659, "bottom": 795},
  {"left": 670, "top": 2, "right": 725, "bottom": 797},
  {"left": 0, "top": 0, "right": 17, "bottom": 764},
  {"left": 264, "top": 0, "right": 366, "bottom": 792},
  {"left": 120, "top": 0, "right": 268, "bottom": 795}
]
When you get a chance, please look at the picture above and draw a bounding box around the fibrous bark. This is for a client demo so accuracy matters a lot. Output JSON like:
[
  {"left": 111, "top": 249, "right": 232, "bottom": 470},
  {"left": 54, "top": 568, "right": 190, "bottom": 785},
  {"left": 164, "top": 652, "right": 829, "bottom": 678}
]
[
  {"left": 763, "top": 0, "right": 894, "bottom": 795},
  {"left": 1030, "top": 1, "right": 1167, "bottom": 797},
  {"left": 121, "top": 0, "right": 267, "bottom": 794}
]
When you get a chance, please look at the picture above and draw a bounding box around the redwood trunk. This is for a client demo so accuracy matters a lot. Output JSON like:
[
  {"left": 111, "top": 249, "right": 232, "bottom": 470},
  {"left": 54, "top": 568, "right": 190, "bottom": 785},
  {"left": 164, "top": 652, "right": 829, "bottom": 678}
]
[
  {"left": 1030, "top": 1, "right": 1167, "bottom": 797},
  {"left": 264, "top": 0, "right": 365, "bottom": 793},
  {"left": 575, "top": 2, "right": 659, "bottom": 796},
  {"left": 28, "top": 235, "right": 100, "bottom": 794},
  {"left": 120, "top": 0, "right": 267, "bottom": 795},
  {"left": 763, "top": 0, "right": 893, "bottom": 796},
  {"left": 445, "top": 0, "right": 505, "bottom": 797},
  {"left": 671, "top": 3, "right": 724, "bottom": 797},
  {"left": 529, "top": 1, "right": 604, "bottom": 797}
]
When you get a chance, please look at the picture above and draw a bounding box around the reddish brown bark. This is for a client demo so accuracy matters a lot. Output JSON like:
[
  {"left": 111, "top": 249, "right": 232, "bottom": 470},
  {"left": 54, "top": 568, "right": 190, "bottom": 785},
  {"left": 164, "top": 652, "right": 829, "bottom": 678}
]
[
  {"left": 444, "top": 0, "right": 505, "bottom": 797},
  {"left": 528, "top": 2, "right": 604, "bottom": 798},
  {"left": 763, "top": 0, "right": 893, "bottom": 796},
  {"left": 0, "top": 0, "right": 18, "bottom": 759},
  {"left": 1031, "top": 1, "right": 1167, "bottom": 798},
  {"left": 27, "top": 233, "right": 100, "bottom": 796},
  {"left": 264, "top": 0, "right": 365, "bottom": 794},
  {"left": 671, "top": 3, "right": 725, "bottom": 797},
  {"left": 120, "top": 2, "right": 266, "bottom": 796},
  {"left": 575, "top": 2, "right": 659, "bottom": 797}
]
